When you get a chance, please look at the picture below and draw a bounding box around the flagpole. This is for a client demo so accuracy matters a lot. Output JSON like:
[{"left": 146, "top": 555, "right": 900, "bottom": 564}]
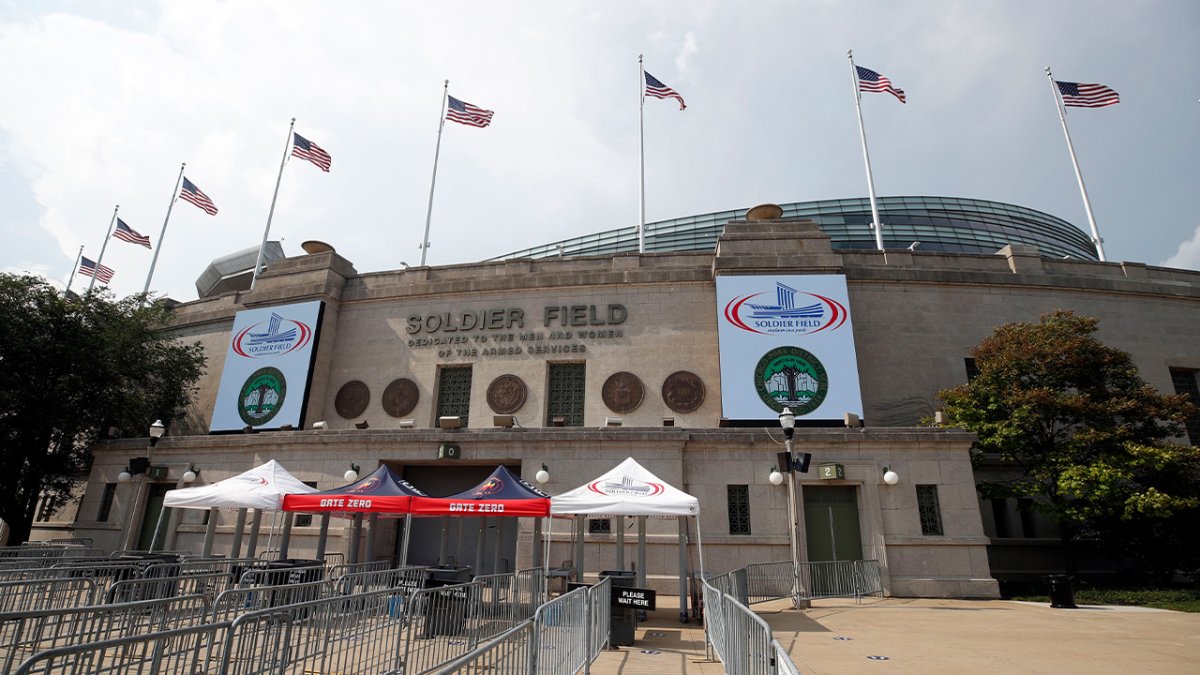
[
  {"left": 848, "top": 50, "right": 885, "bottom": 252},
  {"left": 1045, "top": 66, "right": 1106, "bottom": 262},
  {"left": 65, "top": 245, "right": 84, "bottom": 293},
  {"left": 252, "top": 118, "right": 296, "bottom": 291},
  {"left": 638, "top": 54, "right": 646, "bottom": 254},
  {"left": 87, "top": 205, "right": 119, "bottom": 293},
  {"left": 420, "top": 80, "right": 449, "bottom": 267},
  {"left": 143, "top": 162, "right": 185, "bottom": 298}
]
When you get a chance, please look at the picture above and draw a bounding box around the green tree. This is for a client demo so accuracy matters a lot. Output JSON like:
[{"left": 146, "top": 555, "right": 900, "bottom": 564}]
[
  {"left": 940, "top": 310, "right": 1200, "bottom": 579},
  {"left": 0, "top": 275, "right": 205, "bottom": 545}
]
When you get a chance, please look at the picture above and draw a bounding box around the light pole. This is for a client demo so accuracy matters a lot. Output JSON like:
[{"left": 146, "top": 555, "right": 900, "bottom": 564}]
[{"left": 778, "top": 408, "right": 801, "bottom": 594}]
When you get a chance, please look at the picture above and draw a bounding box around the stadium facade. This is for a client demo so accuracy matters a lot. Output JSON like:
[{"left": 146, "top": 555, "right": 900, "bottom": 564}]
[{"left": 38, "top": 198, "right": 1200, "bottom": 599}]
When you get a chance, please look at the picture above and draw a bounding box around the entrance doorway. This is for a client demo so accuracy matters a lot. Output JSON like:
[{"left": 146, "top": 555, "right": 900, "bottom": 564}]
[
  {"left": 136, "top": 483, "right": 173, "bottom": 551},
  {"left": 803, "top": 485, "right": 863, "bottom": 562}
]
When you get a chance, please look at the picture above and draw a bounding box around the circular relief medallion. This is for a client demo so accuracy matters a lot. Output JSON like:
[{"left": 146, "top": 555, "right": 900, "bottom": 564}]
[
  {"left": 381, "top": 378, "right": 420, "bottom": 418},
  {"left": 238, "top": 367, "right": 287, "bottom": 426},
  {"left": 334, "top": 380, "right": 370, "bottom": 419},
  {"left": 487, "top": 374, "right": 528, "bottom": 414},
  {"left": 602, "top": 371, "right": 645, "bottom": 413},
  {"left": 753, "top": 346, "right": 829, "bottom": 415},
  {"left": 662, "top": 371, "right": 705, "bottom": 414}
]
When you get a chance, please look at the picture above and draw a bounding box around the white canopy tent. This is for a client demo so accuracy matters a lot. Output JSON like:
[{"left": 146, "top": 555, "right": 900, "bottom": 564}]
[
  {"left": 548, "top": 457, "right": 703, "bottom": 619},
  {"left": 159, "top": 459, "right": 317, "bottom": 557}
]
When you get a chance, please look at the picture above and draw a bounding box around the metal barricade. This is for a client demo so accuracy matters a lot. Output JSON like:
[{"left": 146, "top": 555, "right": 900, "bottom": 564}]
[
  {"left": 328, "top": 559, "right": 390, "bottom": 579},
  {"left": 743, "top": 560, "right": 798, "bottom": 604},
  {"left": 528, "top": 584, "right": 589, "bottom": 675},
  {"left": 0, "top": 577, "right": 98, "bottom": 612},
  {"left": 585, "top": 576, "right": 612, "bottom": 670},
  {"left": 398, "top": 580, "right": 484, "bottom": 674},
  {"left": 701, "top": 575, "right": 775, "bottom": 675},
  {"left": 773, "top": 639, "right": 802, "bottom": 675},
  {"left": 105, "top": 570, "right": 231, "bottom": 605},
  {"left": 432, "top": 620, "right": 534, "bottom": 674},
  {"left": 855, "top": 559, "right": 884, "bottom": 598},
  {"left": 210, "top": 578, "right": 333, "bottom": 622},
  {"left": 12, "top": 620, "right": 231, "bottom": 675},
  {"left": 797, "top": 560, "right": 863, "bottom": 601},
  {"left": 515, "top": 566, "right": 545, "bottom": 619}
]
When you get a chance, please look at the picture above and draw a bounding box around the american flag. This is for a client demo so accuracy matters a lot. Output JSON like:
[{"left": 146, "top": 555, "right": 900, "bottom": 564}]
[
  {"left": 79, "top": 257, "right": 114, "bottom": 283},
  {"left": 644, "top": 71, "right": 686, "bottom": 110},
  {"left": 112, "top": 219, "right": 151, "bottom": 248},
  {"left": 180, "top": 177, "right": 219, "bottom": 215},
  {"left": 856, "top": 65, "right": 906, "bottom": 103},
  {"left": 446, "top": 95, "right": 494, "bottom": 128},
  {"left": 292, "top": 133, "right": 332, "bottom": 172},
  {"left": 1055, "top": 81, "right": 1120, "bottom": 108}
]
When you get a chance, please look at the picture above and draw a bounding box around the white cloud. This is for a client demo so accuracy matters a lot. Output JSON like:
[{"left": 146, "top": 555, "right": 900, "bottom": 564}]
[
  {"left": 1162, "top": 224, "right": 1200, "bottom": 271},
  {"left": 675, "top": 32, "right": 699, "bottom": 74}
]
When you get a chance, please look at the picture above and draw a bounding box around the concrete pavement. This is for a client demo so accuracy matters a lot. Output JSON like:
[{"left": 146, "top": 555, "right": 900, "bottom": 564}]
[{"left": 589, "top": 595, "right": 1200, "bottom": 674}]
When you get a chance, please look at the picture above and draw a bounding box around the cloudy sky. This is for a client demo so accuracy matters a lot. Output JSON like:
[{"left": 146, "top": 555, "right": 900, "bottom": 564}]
[{"left": 1, "top": 1, "right": 1197, "bottom": 301}]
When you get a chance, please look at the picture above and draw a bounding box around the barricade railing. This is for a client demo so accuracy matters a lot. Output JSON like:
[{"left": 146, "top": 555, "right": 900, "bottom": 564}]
[
  {"left": 210, "top": 578, "right": 333, "bottom": 622},
  {"left": 743, "top": 561, "right": 796, "bottom": 604},
  {"left": 0, "top": 577, "right": 98, "bottom": 612},
  {"left": 219, "top": 586, "right": 408, "bottom": 675},
  {"left": 339, "top": 564, "right": 427, "bottom": 596},
  {"left": 328, "top": 559, "right": 390, "bottom": 579},
  {"left": 584, "top": 576, "right": 611, "bottom": 673},
  {"left": 737, "top": 559, "right": 886, "bottom": 604},
  {"left": 432, "top": 620, "right": 534, "bottom": 674},
  {"left": 515, "top": 566, "right": 546, "bottom": 618},
  {"left": 12, "top": 619, "right": 231, "bottom": 675},
  {"left": 397, "top": 580, "right": 485, "bottom": 674},
  {"left": 528, "top": 583, "right": 589, "bottom": 675},
  {"left": 701, "top": 575, "right": 776, "bottom": 675},
  {"left": 104, "top": 570, "right": 231, "bottom": 605},
  {"left": 0, "top": 594, "right": 209, "bottom": 673},
  {"left": 772, "top": 639, "right": 802, "bottom": 675},
  {"left": 855, "top": 559, "right": 884, "bottom": 598}
]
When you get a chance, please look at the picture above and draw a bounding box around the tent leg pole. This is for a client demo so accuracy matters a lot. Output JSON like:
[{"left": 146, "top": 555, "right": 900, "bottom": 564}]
[
  {"left": 401, "top": 514, "right": 412, "bottom": 566},
  {"left": 532, "top": 517, "right": 543, "bottom": 572},
  {"left": 615, "top": 516, "right": 625, "bottom": 570},
  {"left": 315, "top": 513, "right": 331, "bottom": 562},
  {"left": 574, "top": 516, "right": 585, "bottom": 585},
  {"left": 202, "top": 508, "right": 218, "bottom": 558},
  {"left": 245, "top": 509, "right": 262, "bottom": 559},
  {"left": 678, "top": 517, "right": 689, "bottom": 623},
  {"left": 438, "top": 517, "right": 448, "bottom": 565},
  {"left": 493, "top": 517, "right": 505, "bottom": 573},
  {"left": 474, "top": 518, "right": 487, "bottom": 575},
  {"left": 264, "top": 511, "right": 280, "bottom": 560},
  {"left": 349, "top": 514, "right": 363, "bottom": 565},
  {"left": 230, "top": 508, "right": 247, "bottom": 559},
  {"left": 542, "top": 516, "right": 552, "bottom": 601},
  {"left": 637, "top": 516, "right": 647, "bottom": 588},
  {"left": 149, "top": 506, "right": 168, "bottom": 552},
  {"left": 278, "top": 512, "right": 295, "bottom": 559}
]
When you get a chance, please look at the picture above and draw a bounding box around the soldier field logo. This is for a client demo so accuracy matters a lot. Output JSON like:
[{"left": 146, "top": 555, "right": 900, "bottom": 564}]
[
  {"left": 754, "top": 346, "right": 829, "bottom": 414},
  {"left": 238, "top": 367, "right": 287, "bottom": 426},
  {"left": 723, "top": 281, "right": 848, "bottom": 336}
]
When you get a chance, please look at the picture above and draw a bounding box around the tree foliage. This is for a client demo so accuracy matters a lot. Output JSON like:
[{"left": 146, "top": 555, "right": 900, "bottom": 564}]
[
  {"left": 940, "top": 310, "right": 1200, "bottom": 579},
  {"left": 0, "top": 275, "right": 205, "bottom": 545}
]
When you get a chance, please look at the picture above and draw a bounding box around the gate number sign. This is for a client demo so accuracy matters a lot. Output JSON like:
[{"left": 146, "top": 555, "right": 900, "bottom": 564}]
[{"left": 613, "top": 587, "right": 657, "bottom": 610}]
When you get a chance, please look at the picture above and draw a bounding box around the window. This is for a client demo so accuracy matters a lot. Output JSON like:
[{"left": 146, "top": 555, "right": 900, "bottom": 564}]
[
  {"left": 727, "top": 485, "right": 751, "bottom": 535},
  {"left": 436, "top": 365, "right": 474, "bottom": 426},
  {"left": 989, "top": 498, "right": 1011, "bottom": 538},
  {"left": 35, "top": 496, "right": 55, "bottom": 523},
  {"left": 97, "top": 483, "right": 117, "bottom": 522},
  {"left": 1169, "top": 368, "right": 1200, "bottom": 445},
  {"left": 916, "top": 485, "right": 944, "bottom": 536},
  {"left": 546, "top": 363, "right": 586, "bottom": 426},
  {"left": 295, "top": 481, "right": 319, "bottom": 526},
  {"left": 964, "top": 358, "right": 980, "bottom": 382},
  {"left": 1016, "top": 498, "right": 1037, "bottom": 538},
  {"left": 587, "top": 519, "right": 611, "bottom": 534}
]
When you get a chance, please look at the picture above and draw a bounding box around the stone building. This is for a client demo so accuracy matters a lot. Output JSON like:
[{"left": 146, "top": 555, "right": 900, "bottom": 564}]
[{"left": 40, "top": 203, "right": 1200, "bottom": 599}]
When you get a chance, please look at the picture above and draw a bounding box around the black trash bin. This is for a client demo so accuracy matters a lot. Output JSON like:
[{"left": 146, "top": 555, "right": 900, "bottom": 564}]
[
  {"left": 119, "top": 553, "right": 182, "bottom": 600},
  {"left": 1046, "top": 574, "right": 1077, "bottom": 609},
  {"left": 421, "top": 569, "right": 472, "bottom": 637},
  {"left": 600, "top": 570, "right": 638, "bottom": 647}
]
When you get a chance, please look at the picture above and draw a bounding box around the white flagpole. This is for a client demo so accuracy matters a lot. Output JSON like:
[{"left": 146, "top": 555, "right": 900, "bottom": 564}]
[
  {"left": 143, "top": 162, "right": 185, "bottom": 298},
  {"left": 87, "top": 205, "right": 119, "bottom": 293},
  {"left": 638, "top": 54, "right": 646, "bottom": 254},
  {"left": 65, "top": 245, "right": 84, "bottom": 293},
  {"left": 420, "top": 80, "right": 449, "bottom": 267},
  {"left": 251, "top": 118, "right": 296, "bottom": 290},
  {"left": 848, "top": 50, "right": 885, "bottom": 252},
  {"left": 1045, "top": 66, "right": 1107, "bottom": 262}
]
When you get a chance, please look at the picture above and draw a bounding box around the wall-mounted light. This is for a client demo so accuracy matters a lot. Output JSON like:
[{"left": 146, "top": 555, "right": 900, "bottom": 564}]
[
  {"left": 535, "top": 463, "right": 550, "bottom": 484},
  {"left": 662, "top": 417, "right": 675, "bottom": 427},
  {"left": 551, "top": 416, "right": 566, "bottom": 427},
  {"left": 182, "top": 464, "right": 200, "bottom": 484},
  {"left": 355, "top": 419, "right": 369, "bottom": 429},
  {"left": 493, "top": 415, "right": 516, "bottom": 428},
  {"left": 882, "top": 466, "right": 900, "bottom": 486},
  {"left": 934, "top": 411, "right": 946, "bottom": 426},
  {"left": 439, "top": 416, "right": 462, "bottom": 430},
  {"left": 398, "top": 419, "right": 415, "bottom": 428},
  {"left": 149, "top": 419, "right": 166, "bottom": 447},
  {"left": 117, "top": 469, "right": 132, "bottom": 483},
  {"left": 768, "top": 466, "right": 784, "bottom": 486},
  {"left": 604, "top": 416, "right": 623, "bottom": 427},
  {"left": 344, "top": 463, "right": 361, "bottom": 482},
  {"left": 312, "top": 421, "right": 327, "bottom": 430},
  {"left": 844, "top": 412, "right": 862, "bottom": 428}
]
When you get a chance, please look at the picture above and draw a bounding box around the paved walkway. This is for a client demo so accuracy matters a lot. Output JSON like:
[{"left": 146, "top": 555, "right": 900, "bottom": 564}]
[{"left": 589, "top": 596, "right": 1200, "bottom": 674}]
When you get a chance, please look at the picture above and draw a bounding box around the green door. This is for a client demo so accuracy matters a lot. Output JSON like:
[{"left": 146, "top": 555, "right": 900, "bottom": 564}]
[
  {"left": 137, "top": 483, "right": 173, "bottom": 551},
  {"left": 803, "top": 485, "right": 863, "bottom": 562}
]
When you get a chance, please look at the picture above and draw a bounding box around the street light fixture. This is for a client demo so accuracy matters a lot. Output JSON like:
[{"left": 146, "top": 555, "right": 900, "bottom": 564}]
[
  {"left": 882, "top": 466, "right": 900, "bottom": 485},
  {"left": 768, "top": 466, "right": 784, "bottom": 485},
  {"left": 344, "top": 463, "right": 361, "bottom": 482},
  {"left": 777, "top": 407, "right": 805, "bottom": 608},
  {"left": 149, "top": 420, "right": 166, "bottom": 446},
  {"left": 535, "top": 463, "right": 550, "bottom": 484}
]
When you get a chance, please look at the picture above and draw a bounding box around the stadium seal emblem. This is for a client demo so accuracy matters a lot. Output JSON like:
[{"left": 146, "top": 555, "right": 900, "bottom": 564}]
[
  {"left": 754, "top": 346, "right": 828, "bottom": 414},
  {"left": 238, "top": 367, "right": 288, "bottom": 426}
]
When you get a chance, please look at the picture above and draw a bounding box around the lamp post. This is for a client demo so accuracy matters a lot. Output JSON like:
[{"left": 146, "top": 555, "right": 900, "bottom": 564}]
[{"left": 778, "top": 408, "right": 802, "bottom": 599}]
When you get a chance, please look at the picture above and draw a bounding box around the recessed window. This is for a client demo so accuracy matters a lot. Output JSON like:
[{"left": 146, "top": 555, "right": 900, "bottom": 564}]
[
  {"left": 295, "top": 481, "right": 319, "bottom": 527},
  {"left": 97, "top": 483, "right": 117, "bottom": 522},
  {"left": 547, "top": 363, "right": 586, "bottom": 427},
  {"left": 727, "top": 485, "right": 751, "bottom": 535},
  {"left": 1169, "top": 368, "right": 1200, "bottom": 444},
  {"left": 588, "top": 518, "right": 611, "bottom": 534},
  {"left": 916, "top": 485, "right": 944, "bottom": 536},
  {"left": 437, "top": 365, "right": 474, "bottom": 427},
  {"left": 964, "top": 358, "right": 980, "bottom": 382}
]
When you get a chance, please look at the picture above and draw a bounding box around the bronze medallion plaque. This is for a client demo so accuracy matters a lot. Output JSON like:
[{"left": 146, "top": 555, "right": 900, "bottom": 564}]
[
  {"left": 662, "top": 371, "right": 705, "bottom": 414},
  {"left": 334, "top": 380, "right": 370, "bottom": 419},
  {"left": 602, "top": 371, "right": 645, "bottom": 413},
  {"left": 381, "top": 378, "right": 419, "bottom": 418},
  {"left": 487, "top": 374, "right": 528, "bottom": 414}
]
